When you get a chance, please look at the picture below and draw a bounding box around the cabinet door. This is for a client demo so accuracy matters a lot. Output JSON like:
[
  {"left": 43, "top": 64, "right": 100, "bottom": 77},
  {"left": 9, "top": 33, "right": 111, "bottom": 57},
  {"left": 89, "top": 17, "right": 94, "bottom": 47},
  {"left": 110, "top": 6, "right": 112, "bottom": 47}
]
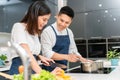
[
  {"left": 88, "top": 44, "right": 106, "bottom": 58},
  {"left": 86, "top": 10, "right": 105, "bottom": 38},
  {"left": 103, "top": 9, "right": 120, "bottom": 37},
  {"left": 5, "top": 3, "right": 30, "bottom": 32},
  {"left": 0, "top": 6, "right": 5, "bottom": 32},
  {"left": 108, "top": 38, "right": 120, "bottom": 52},
  {"left": 68, "top": 0, "right": 86, "bottom": 38},
  {"left": 68, "top": 0, "right": 120, "bottom": 39},
  {"left": 88, "top": 39, "right": 107, "bottom": 58},
  {"left": 46, "top": 0, "right": 57, "bottom": 25},
  {"left": 75, "top": 39, "right": 87, "bottom": 58},
  {"left": 69, "top": 13, "right": 86, "bottom": 38},
  {"left": 67, "top": 0, "right": 85, "bottom": 12}
]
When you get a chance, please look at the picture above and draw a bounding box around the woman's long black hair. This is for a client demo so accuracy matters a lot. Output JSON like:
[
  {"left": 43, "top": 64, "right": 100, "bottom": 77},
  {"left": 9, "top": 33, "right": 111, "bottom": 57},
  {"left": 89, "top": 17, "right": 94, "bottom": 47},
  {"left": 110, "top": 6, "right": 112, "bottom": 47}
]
[{"left": 21, "top": 1, "right": 51, "bottom": 35}]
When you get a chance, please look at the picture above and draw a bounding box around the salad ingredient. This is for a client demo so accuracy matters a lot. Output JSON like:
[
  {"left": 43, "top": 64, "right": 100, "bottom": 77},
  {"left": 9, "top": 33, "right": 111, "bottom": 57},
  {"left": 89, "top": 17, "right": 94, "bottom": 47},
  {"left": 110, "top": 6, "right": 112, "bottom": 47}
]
[
  {"left": 0, "top": 54, "right": 7, "bottom": 61},
  {"left": 56, "top": 70, "right": 71, "bottom": 80},
  {"left": 13, "top": 70, "right": 56, "bottom": 80},
  {"left": 18, "top": 65, "right": 24, "bottom": 74},
  {"left": 13, "top": 69, "right": 72, "bottom": 80}
]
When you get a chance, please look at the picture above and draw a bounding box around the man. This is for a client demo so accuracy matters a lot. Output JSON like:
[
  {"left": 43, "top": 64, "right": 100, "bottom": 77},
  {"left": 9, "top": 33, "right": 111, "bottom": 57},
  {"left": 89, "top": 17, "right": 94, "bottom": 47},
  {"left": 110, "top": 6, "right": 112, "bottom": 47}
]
[{"left": 41, "top": 6, "right": 92, "bottom": 71}]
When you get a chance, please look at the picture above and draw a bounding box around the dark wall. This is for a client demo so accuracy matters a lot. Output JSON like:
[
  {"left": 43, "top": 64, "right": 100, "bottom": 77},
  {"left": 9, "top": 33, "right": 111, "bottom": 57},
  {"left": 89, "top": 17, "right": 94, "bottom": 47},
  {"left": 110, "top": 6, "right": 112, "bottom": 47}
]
[
  {"left": 0, "top": 0, "right": 57, "bottom": 33},
  {"left": 0, "top": 1, "right": 31, "bottom": 32},
  {"left": 68, "top": 0, "right": 120, "bottom": 39},
  {"left": 45, "top": 0, "right": 57, "bottom": 25}
]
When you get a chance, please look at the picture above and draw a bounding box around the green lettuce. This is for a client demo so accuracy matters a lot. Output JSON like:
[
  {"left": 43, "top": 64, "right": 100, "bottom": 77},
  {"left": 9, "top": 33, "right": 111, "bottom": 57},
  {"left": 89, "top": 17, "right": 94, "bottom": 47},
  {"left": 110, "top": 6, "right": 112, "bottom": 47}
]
[{"left": 13, "top": 70, "right": 56, "bottom": 80}]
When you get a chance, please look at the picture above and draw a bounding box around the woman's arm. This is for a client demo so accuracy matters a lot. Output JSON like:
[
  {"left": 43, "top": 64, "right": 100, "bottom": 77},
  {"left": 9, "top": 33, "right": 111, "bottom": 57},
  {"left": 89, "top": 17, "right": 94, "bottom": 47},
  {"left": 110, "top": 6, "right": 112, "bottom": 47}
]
[{"left": 20, "top": 43, "right": 42, "bottom": 74}]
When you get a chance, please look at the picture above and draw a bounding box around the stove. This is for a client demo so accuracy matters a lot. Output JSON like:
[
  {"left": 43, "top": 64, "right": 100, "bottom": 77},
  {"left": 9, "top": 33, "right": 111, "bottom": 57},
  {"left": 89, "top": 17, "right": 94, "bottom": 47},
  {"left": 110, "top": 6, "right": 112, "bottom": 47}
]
[{"left": 66, "top": 67, "right": 115, "bottom": 74}]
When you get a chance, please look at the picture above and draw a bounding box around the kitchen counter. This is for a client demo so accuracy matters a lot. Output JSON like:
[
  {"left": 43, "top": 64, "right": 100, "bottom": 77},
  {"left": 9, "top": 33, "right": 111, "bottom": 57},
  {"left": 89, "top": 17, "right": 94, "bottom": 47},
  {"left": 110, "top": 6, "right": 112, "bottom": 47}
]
[
  {"left": 0, "top": 59, "right": 120, "bottom": 80},
  {"left": 67, "top": 60, "right": 120, "bottom": 80},
  {"left": 0, "top": 62, "right": 12, "bottom": 72},
  {"left": 67, "top": 66, "right": 120, "bottom": 80}
]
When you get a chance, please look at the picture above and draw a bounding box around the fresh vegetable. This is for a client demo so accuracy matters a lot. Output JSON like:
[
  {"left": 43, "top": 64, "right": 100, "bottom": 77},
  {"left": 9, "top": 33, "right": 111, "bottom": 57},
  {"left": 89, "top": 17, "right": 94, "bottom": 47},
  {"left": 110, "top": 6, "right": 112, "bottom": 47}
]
[
  {"left": 13, "top": 70, "right": 56, "bottom": 80},
  {"left": 0, "top": 54, "right": 7, "bottom": 61},
  {"left": 13, "top": 73, "right": 23, "bottom": 80},
  {"left": 13, "top": 69, "right": 72, "bottom": 80},
  {"left": 31, "top": 70, "right": 56, "bottom": 80},
  {"left": 56, "top": 69, "right": 71, "bottom": 80},
  {"left": 18, "top": 65, "right": 24, "bottom": 74}
]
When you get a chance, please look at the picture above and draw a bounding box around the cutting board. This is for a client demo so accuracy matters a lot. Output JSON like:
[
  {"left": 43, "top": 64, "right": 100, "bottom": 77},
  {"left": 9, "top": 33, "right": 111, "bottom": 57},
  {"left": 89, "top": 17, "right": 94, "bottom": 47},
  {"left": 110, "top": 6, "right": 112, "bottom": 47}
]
[{"left": 0, "top": 72, "right": 13, "bottom": 79}]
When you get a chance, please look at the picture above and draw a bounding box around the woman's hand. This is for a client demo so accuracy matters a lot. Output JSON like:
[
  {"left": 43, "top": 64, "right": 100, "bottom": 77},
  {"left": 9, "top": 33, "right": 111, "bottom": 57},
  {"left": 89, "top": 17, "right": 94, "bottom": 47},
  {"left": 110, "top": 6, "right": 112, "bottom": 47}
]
[{"left": 38, "top": 55, "right": 54, "bottom": 66}]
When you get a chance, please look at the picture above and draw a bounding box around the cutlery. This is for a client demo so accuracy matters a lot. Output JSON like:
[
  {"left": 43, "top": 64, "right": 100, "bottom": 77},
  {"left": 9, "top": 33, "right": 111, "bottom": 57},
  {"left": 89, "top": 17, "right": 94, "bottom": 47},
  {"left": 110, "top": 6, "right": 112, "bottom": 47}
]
[
  {"left": 65, "top": 65, "right": 81, "bottom": 72},
  {"left": 49, "top": 61, "right": 67, "bottom": 69}
]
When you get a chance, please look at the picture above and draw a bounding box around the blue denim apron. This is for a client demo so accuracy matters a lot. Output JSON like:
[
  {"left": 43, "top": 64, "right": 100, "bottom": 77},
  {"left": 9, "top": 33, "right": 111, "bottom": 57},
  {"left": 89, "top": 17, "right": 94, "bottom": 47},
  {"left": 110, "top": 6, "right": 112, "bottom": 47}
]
[
  {"left": 8, "top": 55, "right": 38, "bottom": 75},
  {"left": 42, "top": 25, "right": 70, "bottom": 71}
]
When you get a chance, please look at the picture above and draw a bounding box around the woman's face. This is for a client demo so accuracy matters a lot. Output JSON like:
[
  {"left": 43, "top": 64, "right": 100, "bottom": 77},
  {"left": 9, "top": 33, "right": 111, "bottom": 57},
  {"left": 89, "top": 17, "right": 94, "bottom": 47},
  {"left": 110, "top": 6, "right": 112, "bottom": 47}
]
[{"left": 38, "top": 14, "right": 51, "bottom": 30}]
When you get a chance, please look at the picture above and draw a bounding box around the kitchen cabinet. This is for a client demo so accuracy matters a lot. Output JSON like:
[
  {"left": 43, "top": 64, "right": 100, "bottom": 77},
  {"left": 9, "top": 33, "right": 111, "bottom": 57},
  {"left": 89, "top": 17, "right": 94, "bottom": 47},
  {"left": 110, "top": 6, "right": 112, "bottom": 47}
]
[
  {"left": 0, "top": 2, "right": 30, "bottom": 32},
  {"left": 75, "top": 39, "right": 87, "bottom": 58},
  {"left": 0, "top": 0, "right": 57, "bottom": 33},
  {"left": 108, "top": 38, "right": 120, "bottom": 52},
  {"left": 75, "top": 38, "right": 107, "bottom": 59},
  {"left": 45, "top": 0, "right": 57, "bottom": 24},
  {"left": 88, "top": 38, "right": 106, "bottom": 58},
  {"left": 0, "top": 6, "right": 5, "bottom": 32},
  {"left": 68, "top": 0, "right": 120, "bottom": 39},
  {"left": 75, "top": 38, "right": 120, "bottom": 59},
  {"left": 69, "top": 13, "right": 87, "bottom": 38},
  {"left": 69, "top": 37, "right": 120, "bottom": 68}
]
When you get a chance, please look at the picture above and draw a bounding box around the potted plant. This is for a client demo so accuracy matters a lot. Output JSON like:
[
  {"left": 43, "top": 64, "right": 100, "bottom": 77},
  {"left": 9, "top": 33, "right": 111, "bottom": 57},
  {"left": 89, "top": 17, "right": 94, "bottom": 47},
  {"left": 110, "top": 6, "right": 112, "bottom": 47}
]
[
  {"left": 0, "top": 54, "right": 7, "bottom": 66},
  {"left": 106, "top": 49, "right": 120, "bottom": 66}
]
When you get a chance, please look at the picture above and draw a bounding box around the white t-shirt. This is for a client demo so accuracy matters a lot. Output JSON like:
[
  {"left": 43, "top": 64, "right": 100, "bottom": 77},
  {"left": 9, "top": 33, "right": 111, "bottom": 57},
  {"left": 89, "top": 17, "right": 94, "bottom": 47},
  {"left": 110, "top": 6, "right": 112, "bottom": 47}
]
[
  {"left": 41, "top": 22, "right": 80, "bottom": 58},
  {"left": 11, "top": 23, "right": 41, "bottom": 58}
]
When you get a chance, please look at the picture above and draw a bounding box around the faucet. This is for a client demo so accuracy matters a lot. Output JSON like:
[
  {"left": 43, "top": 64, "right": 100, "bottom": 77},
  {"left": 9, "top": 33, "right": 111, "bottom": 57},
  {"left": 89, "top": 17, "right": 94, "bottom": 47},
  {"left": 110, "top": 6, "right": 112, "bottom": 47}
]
[{"left": 11, "top": 43, "right": 31, "bottom": 80}]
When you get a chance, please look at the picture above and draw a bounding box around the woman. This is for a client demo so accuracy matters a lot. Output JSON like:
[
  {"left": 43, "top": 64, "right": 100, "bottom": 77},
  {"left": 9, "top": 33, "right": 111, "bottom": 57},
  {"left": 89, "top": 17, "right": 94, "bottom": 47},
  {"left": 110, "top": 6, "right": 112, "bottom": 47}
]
[{"left": 9, "top": 1, "right": 60, "bottom": 75}]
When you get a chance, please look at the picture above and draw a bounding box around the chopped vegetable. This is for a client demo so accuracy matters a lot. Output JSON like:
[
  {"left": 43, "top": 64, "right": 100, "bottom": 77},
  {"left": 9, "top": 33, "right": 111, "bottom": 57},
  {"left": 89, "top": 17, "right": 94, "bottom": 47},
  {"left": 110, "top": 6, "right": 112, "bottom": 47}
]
[
  {"left": 13, "top": 73, "right": 23, "bottom": 80},
  {"left": 13, "top": 69, "right": 72, "bottom": 80},
  {"left": 13, "top": 70, "right": 56, "bottom": 80},
  {"left": 32, "top": 70, "right": 56, "bottom": 80},
  {"left": 0, "top": 54, "right": 7, "bottom": 61},
  {"left": 56, "top": 70, "right": 71, "bottom": 80},
  {"left": 18, "top": 65, "right": 24, "bottom": 74}
]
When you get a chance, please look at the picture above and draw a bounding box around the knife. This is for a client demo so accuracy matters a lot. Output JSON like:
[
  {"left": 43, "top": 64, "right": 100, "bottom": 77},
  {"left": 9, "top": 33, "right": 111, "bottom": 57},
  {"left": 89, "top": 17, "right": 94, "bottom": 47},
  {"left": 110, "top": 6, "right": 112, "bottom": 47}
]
[
  {"left": 49, "top": 62, "right": 67, "bottom": 69},
  {"left": 65, "top": 65, "right": 81, "bottom": 72}
]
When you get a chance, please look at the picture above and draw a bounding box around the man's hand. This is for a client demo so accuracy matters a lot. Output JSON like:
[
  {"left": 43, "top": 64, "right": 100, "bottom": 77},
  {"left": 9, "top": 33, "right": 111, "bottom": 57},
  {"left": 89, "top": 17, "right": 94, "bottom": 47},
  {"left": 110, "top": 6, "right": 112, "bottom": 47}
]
[
  {"left": 67, "top": 54, "right": 80, "bottom": 62},
  {"left": 78, "top": 55, "right": 93, "bottom": 63}
]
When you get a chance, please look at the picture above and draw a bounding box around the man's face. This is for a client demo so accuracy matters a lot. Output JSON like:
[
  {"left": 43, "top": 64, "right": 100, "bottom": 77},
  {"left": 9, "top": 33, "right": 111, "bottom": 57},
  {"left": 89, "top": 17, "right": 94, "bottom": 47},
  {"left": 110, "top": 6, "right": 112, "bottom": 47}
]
[{"left": 56, "top": 14, "right": 72, "bottom": 30}]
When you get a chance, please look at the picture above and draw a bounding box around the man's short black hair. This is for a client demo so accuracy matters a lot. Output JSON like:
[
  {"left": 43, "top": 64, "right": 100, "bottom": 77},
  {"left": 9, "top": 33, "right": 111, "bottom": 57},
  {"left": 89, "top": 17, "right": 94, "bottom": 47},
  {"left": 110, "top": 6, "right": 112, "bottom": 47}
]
[{"left": 59, "top": 6, "right": 74, "bottom": 19}]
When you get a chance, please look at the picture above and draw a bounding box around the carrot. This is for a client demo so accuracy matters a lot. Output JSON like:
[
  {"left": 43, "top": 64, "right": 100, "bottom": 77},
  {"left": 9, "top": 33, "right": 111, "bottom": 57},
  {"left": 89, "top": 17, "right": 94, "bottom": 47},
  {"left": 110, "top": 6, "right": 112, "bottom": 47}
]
[{"left": 18, "top": 65, "right": 24, "bottom": 74}]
